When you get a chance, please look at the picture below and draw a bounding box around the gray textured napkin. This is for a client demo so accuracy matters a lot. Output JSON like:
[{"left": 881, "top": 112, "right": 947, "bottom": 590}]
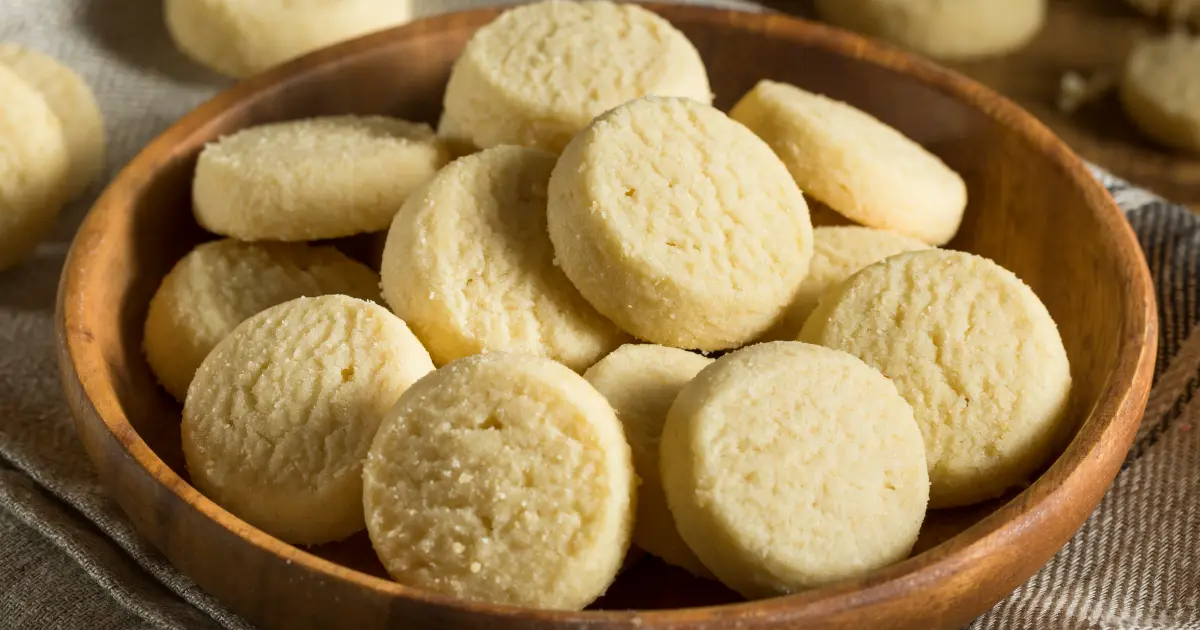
[{"left": 0, "top": 1, "right": 1196, "bottom": 629}]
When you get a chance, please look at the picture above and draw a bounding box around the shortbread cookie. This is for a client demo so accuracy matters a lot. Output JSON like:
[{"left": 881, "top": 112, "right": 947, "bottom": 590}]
[
  {"left": 193, "top": 116, "right": 449, "bottom": 241},
  {"left": 144, "top": 239, "right": 382, "bottom": 402},
  {"left": 381, "top": 145, "right": 627, "bottom": 371},
  {"left": 548, "top": 97, "right": 813, "bottom": 351},
  {"left": 164, "top": 0, "right": 413, "bottom": 78},
  {"left": 815, "top": 0, "right": 1046, "bottom": 61},
  {"left": 583, "top": 344, "right": 714, "bottom": 578},
  {"left": 363, "top": 352, "right": 635, "bottom": 610},
  {"left": 439, "top": 0, "right": 712, "bottom": 153},
  {"left": 659, "top": 341, "right": 929, "bottom": 599},
  {"left": 0, "top": 65, "right": 69, "bottom": 272},
  {"left": 0, "top": 44, "right": 106, "bottom": 200},
  {"left": 799, "top": 249, "right": 1073, "bottom": 508},
  {"left": 764, "top": 227, "right": 931, "bottom": 340},
  {"left": 731, "top": 80, "right": 967, "bottom": 246},
  {"left": 1121, "top": 33, "right": 1200, "bottom": 153},
  {"left": 183, "top": 295, "right": 434, "bottom": 545}
]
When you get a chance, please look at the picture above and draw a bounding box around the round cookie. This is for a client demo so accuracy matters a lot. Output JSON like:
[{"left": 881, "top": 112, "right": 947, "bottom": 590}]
[
  {"left": 764, "top": 226, "right": 932, "bottom": 340},
  {"left": 0, "top": 44, "right": 106, "bottom": 200},
  {"left": 182, "top": 295, "right": 434, "bottom": 545},
  {"left": 659, "top": 341, "right": 929, "bottom": 599},
  {"left": 815, "top": 0, "right": 1047, "bottom": 61},
  {"left": 381, "top": 145, "right": 627, "bottom": 371},
  {"left": 730, "top": 80, "right": 967, "bottom": 246},
  {"left": 547, "top": 96, "right": 814, "bottom": 351},
  {"left": 193, "top": 115, "right": 450, "bottom": 241},
  {"left": 0, "top": 65, "right": 69, "bottom": 272},
  {"left": 164, "top": 0, "right": 413, "bottom": 78},
  {"left": 583, "top": 344, "right": 714, "bottom": 578},
  {"left": 439, "top": 0, "right": 712, "bottom": 153},
  {"left": 144, "top": 239, "right": 382, "bottom": 402},
  {"left": 1120, "top": 33, "right": 1200, "bottom": 154},
  {"left": 363, "top": 352, "right": 635, "bottom": 610},
  {"left": 798, "top": 249, "right": 1073, "bottom": 508}
]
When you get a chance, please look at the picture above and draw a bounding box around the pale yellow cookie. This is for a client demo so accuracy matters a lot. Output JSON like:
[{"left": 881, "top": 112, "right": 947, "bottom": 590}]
[
  {"left": 548, "top": 97, "right": 813, "bottom": 351},
  {"left": 381, "top": 145, "right": 627, "bottom": 371},
  {"left": 0, "top": 65, "right": 69, "bottom": 272},
  {"left": 439, "top": 0, "right": 712, "bottom": 153},
  {"left": 1121, "top": 33, "right": 1200, "bottom": 154},
  {"left": 193, "top": 115, "right": 450, "bottom": 241},
  {"left": 763, "top": 227, "right": 932, "bottom": 340},
  {"left": 799, "top": 249, "right": 1073, "bottom": 508},
  {"left": 0, "top": 44, "right": 106, "bottom": 200},
  {"left": 144, "top": 239, "right": 382, "bottom": 402},
  {"left": 164, "top": 0, "right": 413, "bottom": 78},
  {"left": 815, "top": 0, "right": 1046, "bottom": 61},
  {"left": 583, "top": 344, "right": 714, "bottom": 578},
  {"left": 363, "top": 352, "right": 635, "bottom": 610},
  {"left": 659, "top": 341, "right": 929, "bottom": 599},
  {"left": 182, "top": 295, "right": 434, "bottom": 545},
  {"left": 731, "top": 80, "right": 966, "bottom": 246}
]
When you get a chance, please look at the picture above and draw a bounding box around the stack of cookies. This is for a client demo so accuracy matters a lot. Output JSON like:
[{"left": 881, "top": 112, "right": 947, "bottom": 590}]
[
  {"left": 0, "top": 45, "right": 106, "bottom": 271},
  {"left": 146, "top": 0, "right": 1074, "bottom": 611}
]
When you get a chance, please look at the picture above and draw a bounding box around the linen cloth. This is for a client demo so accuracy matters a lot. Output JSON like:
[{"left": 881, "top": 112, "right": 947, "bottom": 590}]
[{"left": 0, "top": 1, "right": 1196, "bottom": 628}]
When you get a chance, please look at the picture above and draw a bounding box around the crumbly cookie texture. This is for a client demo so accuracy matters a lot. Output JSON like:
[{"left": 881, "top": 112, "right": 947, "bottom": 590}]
[
  {"left": 0, "top": 44, "right": 106, "bottom": 200},
  {"left": 583, "top": 344, "right": 715, "bottom": 578},
  {"left": 1120, "top": 33, "right": 1200, "bottom": 153},
  {"left": 164, "top": 0, "right": 414, "bottom": 78},
  {"left": 815, "top": 0, "right": 1047, "bottom": 61},
  {"left": 363, "top": 352, "right": 635, "bottom": 611},
  {"left": 0, "top": 64, "right": 69, "bottom": 272},
  {"left": 659, "top": 341, "right": 929, "bottom": 599},
  {"left": 380, "top": 145, "right": 627, "bottom": 371},
  {"left": 548, "top": 96, "right": 813, "bottom": 351},
  {"left": 144, "top": 239, "right": 382, "bottom": 401},
  {"left": 439, "top": 0, "right": 712, "bottom": 153},
  {"left": 182, "top": 295, "right": 434, "bottom": 546},
  {"left": 193, "top": 115, "right": 449, "bottom": 241},
  {"left": 799, "top": 249, "right": 1073, "bottom": 508},
  {"left": 731, "top": 80, "right": 967, "bottom": 246},
  {"left": 761, "top": 226, "right": 932, "bottom": 341}
]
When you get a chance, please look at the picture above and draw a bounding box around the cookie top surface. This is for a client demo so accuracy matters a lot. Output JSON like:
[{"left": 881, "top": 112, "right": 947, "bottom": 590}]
[
  {"left": 659, "top": 341, "right": 929, "bottom": 598},
  {"left": 547, "top": 96, "right": 813, "bottom": 351},
  {"left": 583, "top": 343, "right": 714, "bottom": 577},
  {"left": 440, "top": 0, "right": 711, "bottom": 152},
  {"left": 730, "top": 80, "right": 966, "bottom": 245},
  {"left": 193, "top": 115, "right": 448, "bottom": 240},
  {"left": 798, "top": 249, "right": 1072, "bottom": 507},
  {"left": 182, "top": 295, "right": 434, "bottom": 545},
  {"left": 363, "top": 352, "right": 634, "bottom": 610},
  {"left": 380, "top": 145, "right": 627, "bottom": 371},
  {"left": 144, "top": 239, "right": 381, "bottom": 401}
]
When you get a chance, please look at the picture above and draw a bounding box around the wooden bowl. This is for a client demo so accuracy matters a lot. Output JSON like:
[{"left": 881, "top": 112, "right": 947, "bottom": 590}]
[{"left": 56, "top": 5, "right": 1158, "bottom": 629}]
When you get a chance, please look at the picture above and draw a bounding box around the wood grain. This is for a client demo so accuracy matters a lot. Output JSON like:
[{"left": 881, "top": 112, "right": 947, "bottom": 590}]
[{"left": 56, "top": 5, "right": 1157, "bottom": 630}]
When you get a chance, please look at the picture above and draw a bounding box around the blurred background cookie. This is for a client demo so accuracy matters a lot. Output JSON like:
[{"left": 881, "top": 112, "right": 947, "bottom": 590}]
[
  {"left": 0, "top": 64, "right": 69, "bottom": 272},
  {"left": 164, "top": 0, "right": 414, "bottom": 78},
  {"left": 1120, "top": 33, "right": 1200, "bottom": 154},
  {"left": 814, "top": 0, "right": 1047, "bottom": 61},
  {"left": 0, "top": 44, "right": 105, "bottom": 200}
]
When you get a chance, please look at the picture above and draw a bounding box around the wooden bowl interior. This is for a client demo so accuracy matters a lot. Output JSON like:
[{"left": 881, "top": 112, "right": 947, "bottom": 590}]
[{"left": 75, "top": 6, "right": 1144, "bottom": 618}]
